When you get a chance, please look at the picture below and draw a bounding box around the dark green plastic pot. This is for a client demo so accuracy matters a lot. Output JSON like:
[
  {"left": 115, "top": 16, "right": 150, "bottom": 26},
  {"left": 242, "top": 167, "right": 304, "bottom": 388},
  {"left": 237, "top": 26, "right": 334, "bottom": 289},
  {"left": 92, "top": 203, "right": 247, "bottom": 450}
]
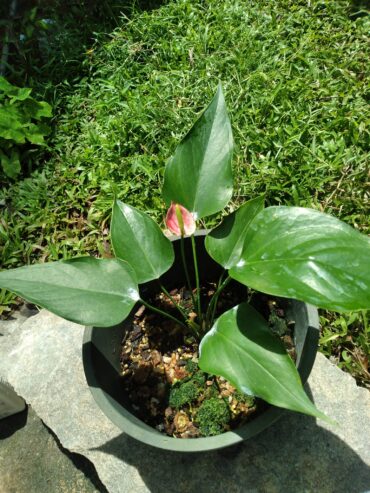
[{"left": 83, "top": 232, "right": 319, "bottom": 452}]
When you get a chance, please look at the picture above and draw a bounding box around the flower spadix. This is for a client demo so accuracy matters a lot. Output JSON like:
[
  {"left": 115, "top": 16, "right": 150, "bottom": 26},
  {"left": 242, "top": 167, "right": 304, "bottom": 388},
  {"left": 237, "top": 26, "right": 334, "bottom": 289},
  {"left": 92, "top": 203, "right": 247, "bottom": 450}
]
[{"left": 166, "top": 202, "right": 196, "bottom": 237}]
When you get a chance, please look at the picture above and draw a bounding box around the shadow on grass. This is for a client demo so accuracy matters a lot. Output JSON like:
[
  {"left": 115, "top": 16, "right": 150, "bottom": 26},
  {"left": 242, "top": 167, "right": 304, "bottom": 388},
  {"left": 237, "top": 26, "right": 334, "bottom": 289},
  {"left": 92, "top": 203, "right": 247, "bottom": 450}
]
[
  {"left": 0, "top": 0, "right": 169, "bottom": 182},
  {"left": 3, "top": 0, "right": 169, "bottom": 87},
  {"left": 349, "top": 0, "right": 370, "bottom": 18},
  {"left": 90, "top": 384, "right": 370, "bottom": 493}
]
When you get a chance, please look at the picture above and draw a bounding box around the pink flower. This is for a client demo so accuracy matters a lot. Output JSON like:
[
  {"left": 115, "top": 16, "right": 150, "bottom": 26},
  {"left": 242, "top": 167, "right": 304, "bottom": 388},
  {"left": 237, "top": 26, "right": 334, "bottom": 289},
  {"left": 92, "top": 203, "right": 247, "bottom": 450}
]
[{"left": 165, "top": 203, "right": 196, "bottom": 236}]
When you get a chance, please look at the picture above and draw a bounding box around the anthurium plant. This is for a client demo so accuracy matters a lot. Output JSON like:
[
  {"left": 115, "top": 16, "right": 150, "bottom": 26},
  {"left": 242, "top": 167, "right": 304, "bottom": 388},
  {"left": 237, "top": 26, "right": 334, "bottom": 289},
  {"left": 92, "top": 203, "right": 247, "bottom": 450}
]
[{"left": 1, "top": 85, "right": 369, "bottom": 424}]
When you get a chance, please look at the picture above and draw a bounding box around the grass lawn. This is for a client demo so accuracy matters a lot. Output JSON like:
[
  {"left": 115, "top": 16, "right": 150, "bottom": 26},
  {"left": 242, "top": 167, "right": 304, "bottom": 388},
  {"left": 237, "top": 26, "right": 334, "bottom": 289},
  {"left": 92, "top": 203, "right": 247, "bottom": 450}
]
[{"left": 1, "top": 0, "right": 369, "bottom": 385}]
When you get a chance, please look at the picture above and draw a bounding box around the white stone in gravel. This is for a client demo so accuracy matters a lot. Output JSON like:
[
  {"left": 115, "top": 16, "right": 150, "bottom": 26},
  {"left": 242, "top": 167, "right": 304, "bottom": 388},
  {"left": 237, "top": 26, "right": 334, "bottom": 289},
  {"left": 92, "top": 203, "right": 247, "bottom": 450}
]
[{"left": 0, "top": 310, "right": 369, "bottom": 493}]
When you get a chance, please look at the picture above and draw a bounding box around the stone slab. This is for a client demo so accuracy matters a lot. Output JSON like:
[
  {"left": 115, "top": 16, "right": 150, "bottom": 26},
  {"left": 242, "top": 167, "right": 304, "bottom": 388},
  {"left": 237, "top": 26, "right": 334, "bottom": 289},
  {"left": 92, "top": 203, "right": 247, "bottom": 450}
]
[
  {"left": 0, "top": 380, "right": 25, "bottom": 419},
  {"left": 0, "top": 406, "right": 105, "bottom": 493},
  {"left": 0, "top": 304, "right": 38, "bottom": 337},
  {"left": 0, "top": 310, "right": 369, "bottom": 493}
]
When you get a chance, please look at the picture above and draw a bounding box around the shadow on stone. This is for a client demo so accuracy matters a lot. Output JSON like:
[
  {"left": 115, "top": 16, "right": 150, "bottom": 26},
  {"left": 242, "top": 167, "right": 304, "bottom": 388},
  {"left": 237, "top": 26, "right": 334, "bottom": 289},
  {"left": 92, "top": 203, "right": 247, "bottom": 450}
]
[
  {"left": 0, "top": 405, "right": 107, "bottom": 493},
  {"left": 91, "top": 385, "right": 370, "bottom": 493},
  {"left": 41, "top": 419, "right": 109, "bottom": 493},
  {"left": 0, "top": 406, "right": 28, "bottom": 439}
]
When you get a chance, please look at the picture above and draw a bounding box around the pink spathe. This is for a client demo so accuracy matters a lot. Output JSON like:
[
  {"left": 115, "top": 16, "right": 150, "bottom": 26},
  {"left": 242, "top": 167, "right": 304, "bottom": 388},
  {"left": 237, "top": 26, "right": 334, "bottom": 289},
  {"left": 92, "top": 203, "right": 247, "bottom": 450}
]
[{"left": 166, "top": 203, "right": 196, "bottom": 236}]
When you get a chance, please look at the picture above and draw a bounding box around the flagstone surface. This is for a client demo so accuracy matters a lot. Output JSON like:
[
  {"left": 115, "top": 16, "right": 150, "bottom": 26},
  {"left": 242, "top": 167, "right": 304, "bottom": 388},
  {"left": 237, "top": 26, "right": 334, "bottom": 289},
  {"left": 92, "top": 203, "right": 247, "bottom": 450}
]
[{"left": 0, "top": 310, "right": 369, "bottom": 493}]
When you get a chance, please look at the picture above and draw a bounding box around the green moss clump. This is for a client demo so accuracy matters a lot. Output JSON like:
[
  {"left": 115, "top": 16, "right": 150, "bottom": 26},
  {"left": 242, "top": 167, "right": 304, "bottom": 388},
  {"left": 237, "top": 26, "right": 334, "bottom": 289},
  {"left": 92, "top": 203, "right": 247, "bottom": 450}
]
[
  {"left": 234, "top": 391, "right": 255, "bottom": 407},
  {"left": 169, "top": 381, "right": 199, "bottom": 409},
  {"left": 269, "top": 312, "right": 288, "bottom": 336},
  {"left": 184, "top": 359, "right": 206, "bottom": 387},
  {"left": 191, "top": 371, "right": 206, "bottom": 387},
  {"left": 185, "top": 359, "right": 198, "bottom": 373},
  {"left": 196, "top": 398, "right": 230, "bottom": 437},
  {"left": 203, "top": 383, "right": 218, "bottom": 400}
]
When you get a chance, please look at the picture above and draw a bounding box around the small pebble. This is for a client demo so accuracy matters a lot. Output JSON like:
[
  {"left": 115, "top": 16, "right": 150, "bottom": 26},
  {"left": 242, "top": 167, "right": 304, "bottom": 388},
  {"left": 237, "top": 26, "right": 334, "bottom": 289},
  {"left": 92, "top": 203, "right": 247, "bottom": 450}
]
[{"left": 134, "top": 305, "right": 146, "bottom": 317}]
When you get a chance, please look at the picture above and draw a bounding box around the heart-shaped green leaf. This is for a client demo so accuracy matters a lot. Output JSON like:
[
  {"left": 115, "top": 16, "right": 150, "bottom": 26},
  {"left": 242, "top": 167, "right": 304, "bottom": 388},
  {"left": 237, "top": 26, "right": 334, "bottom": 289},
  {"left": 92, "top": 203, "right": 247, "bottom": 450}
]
[
  {"left": 205, "top": 196, "right": 264, "bottom": 269},
  {"left": 199, "top": 302, "right": 329, "bottom": 421},
  {"left": 229, "top": 207, "right": 370, "bottom": 312},
  {"left": 111, "top": 200, "right": 174, "bottom": 284},
  {"left": 0, "top": 257, "right": 139, "bottom": 327},
  {"left": 162, "top": 84, "right": 234, "bottom": 219}
]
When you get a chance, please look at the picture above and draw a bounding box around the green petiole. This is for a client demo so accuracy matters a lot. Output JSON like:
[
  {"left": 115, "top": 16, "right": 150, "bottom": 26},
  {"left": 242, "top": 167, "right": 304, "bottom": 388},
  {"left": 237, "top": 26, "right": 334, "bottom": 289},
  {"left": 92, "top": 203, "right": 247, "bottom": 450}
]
[
  {"left": 139, "top": 298, "right": 188, "bottom": 330},
  {"left": 206, "top": 275, "right": 232, "bottom": 329},
  {"left": 191, "top": 234, "right": 202, "bottom": 330},
  {"left": 159, "top": 281, "right": 188, "bottom": 321}
]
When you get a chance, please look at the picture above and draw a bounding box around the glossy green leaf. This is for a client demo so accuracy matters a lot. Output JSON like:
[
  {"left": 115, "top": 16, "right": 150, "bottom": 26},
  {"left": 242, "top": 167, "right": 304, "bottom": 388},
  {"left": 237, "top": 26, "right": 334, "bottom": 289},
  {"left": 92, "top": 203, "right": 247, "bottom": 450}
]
[
  {"left": 0, "top": 257, "right": 140, "bottom": 327},
  {"left": 111, "top": 200, "right": 174, "bottom": 283},
  {"left": 162, "top": 84, "right": 234, "bottom": 219},
  {"left": 205, "top": 196, "right": 264, "bottom": 269},
  {"left": 229, "top": 207, "right": 370, "bottom": 311},
  {"left": 199, "top": 302, "right": 330, "bottom": 421}
]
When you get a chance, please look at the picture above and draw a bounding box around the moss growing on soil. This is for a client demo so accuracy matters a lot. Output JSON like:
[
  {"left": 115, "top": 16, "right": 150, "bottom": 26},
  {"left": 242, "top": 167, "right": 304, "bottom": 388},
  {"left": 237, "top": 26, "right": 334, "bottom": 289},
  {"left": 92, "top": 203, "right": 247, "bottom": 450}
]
[
  {"left": 196, "top": 398, "right": 231, "bottom": 437},
  {"left": 169, "top": 381, "right": 199, "bottom": 409},
  {"left": 191, "top": 371, "right": 206, "bottom": 387},
  {"left": 233, "top": 391, "right": 255, "bottom": 407},
  {"left": 120, "top": 290, "right": 293, "bottom": 438},
  {"left": 269, "top": 312, "right": 288, "bottom": 336},
  {"left": 184, "top": 361, "right": 207, "bottom": 387},
  {"left": 185, "top": 360, "right": 198, "bottom": 373},
  {"left": 169, "top": 364, "right": 207, "bottom": 409}
]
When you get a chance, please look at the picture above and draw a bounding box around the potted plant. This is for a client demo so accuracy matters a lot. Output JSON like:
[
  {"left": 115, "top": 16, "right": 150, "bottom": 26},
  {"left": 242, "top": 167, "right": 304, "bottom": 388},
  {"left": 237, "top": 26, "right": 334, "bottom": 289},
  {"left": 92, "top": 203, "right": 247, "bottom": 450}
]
[
  {"left": 82, "top": 231, "right": 322, "bottom": 452},
  {"left": 0, "top": 85, "right": 369, "bottom": 452}
]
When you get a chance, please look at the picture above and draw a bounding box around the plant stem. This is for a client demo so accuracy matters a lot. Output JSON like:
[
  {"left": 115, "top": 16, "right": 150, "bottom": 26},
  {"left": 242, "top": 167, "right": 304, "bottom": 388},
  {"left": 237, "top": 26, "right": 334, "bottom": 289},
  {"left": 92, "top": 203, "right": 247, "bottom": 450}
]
[
  {"left": 139, "top": 298, "right": 188, "bottom": 330},
  {"left": 158, "top": 281, "right": 188, "bottom": 321},
  {"left": 208, "top": 275, "right": 232, "bottom": 329},
  {"left": 187, "top": 319, "right": 201, "bottom": 339},
  {"left": 205, "top": 270, "right": 226, "bottom": 327},
  {"left": 191, "top": 234, "right": 202, "bottom": 329},
  {"left": 180, "top": 234, "right": 197, "bottom": 311}
]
